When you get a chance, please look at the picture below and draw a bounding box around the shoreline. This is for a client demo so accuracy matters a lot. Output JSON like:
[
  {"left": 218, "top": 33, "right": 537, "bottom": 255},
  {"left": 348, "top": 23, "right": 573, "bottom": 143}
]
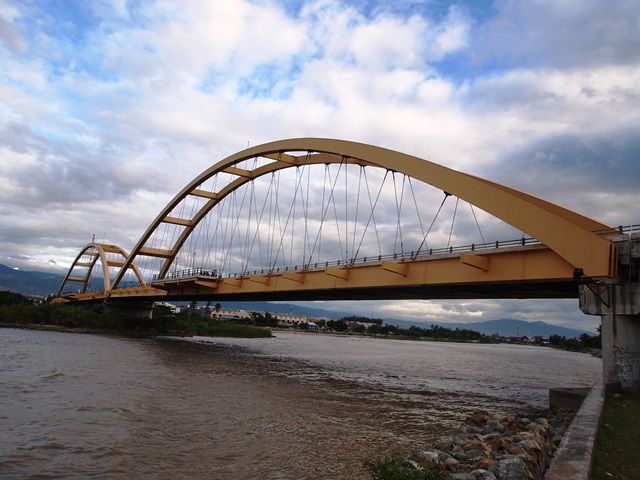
[
  {"left": 1, "top": 323, "right": 601, "bottom": 357},
  {"left": 0, "top": 321, "right": 169, "bottom": 337}
]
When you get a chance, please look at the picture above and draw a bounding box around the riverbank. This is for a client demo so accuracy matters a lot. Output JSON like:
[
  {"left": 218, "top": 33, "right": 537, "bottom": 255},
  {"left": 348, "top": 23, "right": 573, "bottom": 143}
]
[
  {"left": 0, "top": 321, "right": 272, "bottom": 338},
  {"left": 0, "top": 299, "right": 274, "bottom": 338},
  {"left": 369, "top": 407, "right": 576, "bottom": 480}
]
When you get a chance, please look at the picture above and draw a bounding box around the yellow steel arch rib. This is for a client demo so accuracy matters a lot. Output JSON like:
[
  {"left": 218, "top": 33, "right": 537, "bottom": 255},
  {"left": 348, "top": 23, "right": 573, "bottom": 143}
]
[
  {"left": 112, "top": 138, "right": 615, "bottom": 291},
  {"left": 57, "top": 242, "right": 144, "bottom": 297}
]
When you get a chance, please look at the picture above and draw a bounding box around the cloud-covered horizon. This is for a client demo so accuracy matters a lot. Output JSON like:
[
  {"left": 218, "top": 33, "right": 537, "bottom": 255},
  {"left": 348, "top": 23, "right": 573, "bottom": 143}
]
[{"left": 1, "top": 0, "right": 638, "bottom": 330}]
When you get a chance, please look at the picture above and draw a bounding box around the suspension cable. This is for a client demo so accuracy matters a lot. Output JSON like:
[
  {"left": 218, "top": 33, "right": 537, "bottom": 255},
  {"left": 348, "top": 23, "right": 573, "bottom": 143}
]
[
  {"left": 351, "top": 166, "right": 363, "bottom": 260},
  {"left": 303, "top": 153, "right": 311, "bottom": 264},
  {"left": 270, "top": 163, "right": 308, "bottom": 270},
  {"left": 362, "top": 167, "right": 383, "bottom": 256},
  {"left": 408, "top": 177, "right": 425, "bottom": 240},
  {"left": 469, "top": 203, "right": 486, "bottom": 244},
  {"left": 307, "top": 161, "right": 344, "bottom": 266},
  {"left": 447, "top": 196, "right": 459, "bottom": 249},
  {"left": 242, "top": 172, "right": 276, "bottom": 273},
  {"left": 353, "top": 169, "right": 389, "bottom": 260},
  {"left": 413, "top": 192, "right": 450, "bottom": 258},
  {"left": 328, "top": 163, "right": 345, "bottom": 263}
]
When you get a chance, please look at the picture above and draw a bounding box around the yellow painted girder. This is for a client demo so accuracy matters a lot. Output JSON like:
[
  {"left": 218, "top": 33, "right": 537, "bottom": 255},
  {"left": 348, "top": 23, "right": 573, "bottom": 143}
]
[
  {"left": 108, "top": 286, "right": 167, "bottom": 298},
  {"left": 157, "top": 246, "right": 575, "bottom": 297},
  {"left": 66, "top": 275, "right": 87, "bottom": 283},
  {"left": 138, "top": 246, "right": 173, "bottom": 258},
  {"left": 190, "top": 189, "right": 219, "bottom": 199},
  {"left": 163, "top": 215, "right": 192, "bottom": 227}
]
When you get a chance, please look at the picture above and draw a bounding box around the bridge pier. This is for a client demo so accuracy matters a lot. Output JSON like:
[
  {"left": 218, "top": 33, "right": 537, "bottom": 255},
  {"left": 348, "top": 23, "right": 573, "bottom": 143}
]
[
  {"left": 103, "top": 300, "right": 154, "bottom": 319},
  {"left": 580, "top": 282, "right": 640, "bottom": 391}
]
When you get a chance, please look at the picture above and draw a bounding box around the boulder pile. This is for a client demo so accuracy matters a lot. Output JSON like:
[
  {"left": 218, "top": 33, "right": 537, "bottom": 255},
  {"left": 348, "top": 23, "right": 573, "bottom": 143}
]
[{"left": 403, "top": 409, "right": 576, "bottom": 480}]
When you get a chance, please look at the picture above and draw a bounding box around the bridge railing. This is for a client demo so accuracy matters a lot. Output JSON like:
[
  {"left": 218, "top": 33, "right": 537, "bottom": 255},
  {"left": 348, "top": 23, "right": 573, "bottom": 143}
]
[
  {"left": 149, "top": 235, "right": 542, "bottom": 283},
  {"left": 153, "top": 268, "right": 220, "bottom": 281}
]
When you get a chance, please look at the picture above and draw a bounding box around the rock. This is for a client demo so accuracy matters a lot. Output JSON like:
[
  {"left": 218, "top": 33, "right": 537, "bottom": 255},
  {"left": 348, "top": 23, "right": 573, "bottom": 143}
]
[
  {"left": 466, "top": 410, "right": 489, "bottom": 427},
  {"left": 416, "top": 449, "right": 442, "bottom": 464},
  {"left": 520, "top": 417, "right": 531, "bottom": 425},
  {"left": 463, "top": 439, "right": 492, "bottom": 452},
  {"left": 402, "top": 459, "right": 423, "bottom": 472},
  {"left": 435, "top": 436, "right": 456, "bottom": 450},
  {"left": 490, "top": 455, "right": 528, "bottom": 480},
  {"left": 477, "top": 456, "right": 495, "bottom": 470},
  {"left": 450, "top": 473, "right": 475, "bottom": 480},
  {"left": 465, "top": 448, "right": 490, "bottom": 462},
  {"left": 444, "top": 457, "right": 460, "bottom": 469},
  {"left": 505, "top": 445, "right": 526, "bottom": 456},
  {"left": 453, "top": 436, "right": 466, "bottom": 446},
  {"left": 534, "top": 418, "right": 548, "bottom": 428},
  {"left": 526, "top": 422, "right": 544, "bottom": 433},
  {"left": 516, "top": 439, "right": 541, "bottom": 452},
  {"left": 472, "top": 469, "right": 498, "bottom": 480}
]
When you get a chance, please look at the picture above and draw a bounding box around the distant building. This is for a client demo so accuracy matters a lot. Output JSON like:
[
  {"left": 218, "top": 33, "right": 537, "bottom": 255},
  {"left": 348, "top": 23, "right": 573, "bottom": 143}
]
[
  {"left": 154, "top": 301, "right": 180, "bottom": 314},
  {"left": 276, "top": 313, "right": 307, "bottom": 325},
  {"left": 214, "top": 309, "right": 250, "bottom": 321}
]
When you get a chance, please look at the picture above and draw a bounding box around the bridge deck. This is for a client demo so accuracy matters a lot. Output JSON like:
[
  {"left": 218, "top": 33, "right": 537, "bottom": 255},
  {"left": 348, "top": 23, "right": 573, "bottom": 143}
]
[{"left": 59, "top": 244, "right": 583, "bottom": 303}]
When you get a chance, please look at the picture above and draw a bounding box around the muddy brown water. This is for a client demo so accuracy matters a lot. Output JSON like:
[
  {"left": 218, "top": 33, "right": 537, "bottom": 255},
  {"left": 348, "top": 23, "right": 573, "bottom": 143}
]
[{"left": 0, "top": 328, "right": 600, "bottom": 479}]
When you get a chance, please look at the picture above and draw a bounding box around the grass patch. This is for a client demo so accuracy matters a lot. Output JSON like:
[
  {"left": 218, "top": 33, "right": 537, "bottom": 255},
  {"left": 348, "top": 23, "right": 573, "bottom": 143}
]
[
  {"left": 592, "top": 392, "right": 640, "bottom": 480},
  {"left": 364, "top": 458, "right": 441, "bottom": 480}
]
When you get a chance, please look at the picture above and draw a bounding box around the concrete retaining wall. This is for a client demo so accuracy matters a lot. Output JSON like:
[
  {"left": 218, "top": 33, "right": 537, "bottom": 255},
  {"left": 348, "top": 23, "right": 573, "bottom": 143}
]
[{"left": 544, "top": 386, "right": 605, "bottom": 479}]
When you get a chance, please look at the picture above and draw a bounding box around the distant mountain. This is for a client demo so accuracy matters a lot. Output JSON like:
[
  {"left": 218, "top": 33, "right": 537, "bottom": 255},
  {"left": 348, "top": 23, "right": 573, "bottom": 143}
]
[
  {"left": 0, "top": 263, "right": 589, "bottom": 337},
  {"left": 0, "top": 263, "right": 65, "bottom": 297},
  {"left": 439, "top": 318, "right": 589, "bottom": 338},
  {"left": 0, "top": 263, "right": 101, "bottom": 297},
  {"left": 377, "top": 317, "right": 589, "bottom": 338}
]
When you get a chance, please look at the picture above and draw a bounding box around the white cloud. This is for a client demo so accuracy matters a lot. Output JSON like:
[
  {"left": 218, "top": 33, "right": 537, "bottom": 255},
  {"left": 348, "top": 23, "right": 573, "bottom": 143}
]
[{"left": 0, "top": 0, "right": 638, "bottom": 328}]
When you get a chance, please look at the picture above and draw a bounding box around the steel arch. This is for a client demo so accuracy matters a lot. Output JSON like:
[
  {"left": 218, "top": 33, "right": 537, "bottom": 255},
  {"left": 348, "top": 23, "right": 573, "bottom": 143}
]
[
  {"left": 57, "top": 242, "right": 144, "bottom": 297},
  {"left": 111, "top": 138, "right": 615, "bottom": 291}
]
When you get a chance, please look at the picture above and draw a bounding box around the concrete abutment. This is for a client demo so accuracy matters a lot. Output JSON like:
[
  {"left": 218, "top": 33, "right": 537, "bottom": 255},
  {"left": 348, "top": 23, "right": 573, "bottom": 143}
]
[{"left": 580, "top": 282, "right": 640, "bottom": 391}]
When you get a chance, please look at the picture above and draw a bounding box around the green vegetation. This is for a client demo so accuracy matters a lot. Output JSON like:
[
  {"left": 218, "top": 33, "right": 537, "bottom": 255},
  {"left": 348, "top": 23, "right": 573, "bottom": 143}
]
[
  {"left": 592, "top": 392, "right": 640, "bottom": 480},
  {"left": 0, "top": 292, "right": 271, "bottom": 338},
  {"left": 154, "top": 304, "right": 271, "bottom": 337},
  {"left": 322, "top": 317, "right": 488, "bottom": 341},
  {"left": 364, "top": 458, "right": 441, "bottom": 480},
  {"left": 548, "top": 332, "right": 601, "bottom": 351},
  {"left": 0, "top": 290, "right": 32, "bottom": 305}
]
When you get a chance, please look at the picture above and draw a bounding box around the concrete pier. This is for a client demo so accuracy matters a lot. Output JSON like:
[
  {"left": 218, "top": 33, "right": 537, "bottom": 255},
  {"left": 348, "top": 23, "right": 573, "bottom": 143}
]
[
  {"left": 579, "top": 233, "right": 640, "bottom": 391},
  {"left": 103, "top": 300, "right": 154, "bottom": 319}
]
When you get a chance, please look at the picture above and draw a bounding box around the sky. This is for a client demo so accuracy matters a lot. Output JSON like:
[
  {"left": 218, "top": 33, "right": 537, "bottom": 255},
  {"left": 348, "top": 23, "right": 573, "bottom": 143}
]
[{"left": 1, "top": 0, "right": 639, "bottom": 330}]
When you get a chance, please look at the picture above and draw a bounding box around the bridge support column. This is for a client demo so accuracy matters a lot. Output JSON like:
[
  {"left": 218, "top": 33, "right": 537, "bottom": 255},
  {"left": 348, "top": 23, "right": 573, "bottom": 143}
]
[
  {"left": 579, "top": 282, "right": 640, "bottom": 391},
  {"left": 104, "top": 300, "right": 154, "bottom": 319}
]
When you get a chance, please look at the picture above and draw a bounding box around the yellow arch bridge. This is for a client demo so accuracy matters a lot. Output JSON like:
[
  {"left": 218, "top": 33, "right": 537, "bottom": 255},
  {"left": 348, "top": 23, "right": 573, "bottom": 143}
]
[
  {"left": 56, "top": 138, "right": 624, "bottom": 303},
  {"left": 55, "top": 138, "right": 640, "bottom": 390}
]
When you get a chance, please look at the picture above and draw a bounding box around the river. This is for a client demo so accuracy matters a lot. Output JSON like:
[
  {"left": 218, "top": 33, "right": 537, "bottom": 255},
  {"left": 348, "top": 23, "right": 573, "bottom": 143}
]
[{"left": 0, "top": 328, "right": 600, "bottom": 479}]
